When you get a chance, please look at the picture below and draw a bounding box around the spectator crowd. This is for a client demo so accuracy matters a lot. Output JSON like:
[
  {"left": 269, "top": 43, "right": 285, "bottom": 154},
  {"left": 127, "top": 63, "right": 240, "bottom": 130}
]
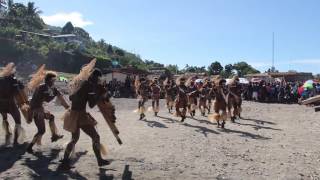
[{"left": 243, "top": 81, "right": 320, "bottom": 104}]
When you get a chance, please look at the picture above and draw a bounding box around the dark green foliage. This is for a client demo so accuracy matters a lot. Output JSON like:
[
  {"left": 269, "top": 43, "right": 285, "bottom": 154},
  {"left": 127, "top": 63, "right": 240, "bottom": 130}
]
[
  {"left": 145, "top": 60, "right": 164, "bottom": 68},
  {"left": 208, "top": 61, "right": 223, "bottom": 75},
  {"left": 115, "top": 49, "right": 125, "bottom": 56},
  {"left": 224, "top": 64, "right": 234, "bottom": 78},
  {"left": 2, "top": 1, "right": 44, "bottom": 31},
  {"left": 107, "top": 45, "right": 113, "bottom": 55},
  {"left": 0, "top": 1, "right": 153, "bottom": 74},
  {"left": 166, "top": 64, "right": 179, "bottom": 74},
  {"left": 207, "top": 61, "right": 260, "bottom": 77},
  {"left": 233, "top": 61, "right": 260, "bottom": 77},
  {"left": 181, "top": 65, "right": 207, "bottom": 74}
]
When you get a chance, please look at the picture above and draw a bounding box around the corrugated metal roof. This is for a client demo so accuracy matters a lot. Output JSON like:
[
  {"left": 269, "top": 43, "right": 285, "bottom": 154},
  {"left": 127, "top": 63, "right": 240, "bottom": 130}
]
[{"left": 52, "top": 34, "right": 76, "bottom": 38}]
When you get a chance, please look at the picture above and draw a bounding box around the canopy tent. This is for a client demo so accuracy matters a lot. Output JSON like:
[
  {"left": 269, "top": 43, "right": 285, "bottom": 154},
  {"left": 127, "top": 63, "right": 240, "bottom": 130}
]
[
  {"left": 239, "top": 78, "right": 249, "bottom": 84},
  {"left": 251, "top": 78, "right": 262, "bottom": 83},
  {"left": 195, "top": 79, "right": 203, "bottom": 83},
  {"left": 274, "top": 78, "right": 282, "bottom": 83},
  {"left": 226, "top": 78, "right": 249, "bottom": 85},
  {"left": 303, "top": 79, "right": 314, "bottom": 89}
]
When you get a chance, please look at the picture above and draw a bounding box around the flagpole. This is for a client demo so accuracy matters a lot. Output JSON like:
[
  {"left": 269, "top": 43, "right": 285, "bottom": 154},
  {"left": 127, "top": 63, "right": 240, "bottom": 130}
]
[{"left": 272, "top": 32, "right": 275, "bottom": 72}]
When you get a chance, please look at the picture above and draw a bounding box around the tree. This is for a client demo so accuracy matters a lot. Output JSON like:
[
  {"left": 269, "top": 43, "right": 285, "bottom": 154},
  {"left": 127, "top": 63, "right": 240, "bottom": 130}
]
[
  {"left": 225, "top": 64, "right": 233, "bottom": 73},
  {"left": 166, "top": 64, "right": 179, "bottom": 74},
  {"left": 8, "top": 3, "right": 26, "bottom": 18},
  {"left": 115, "top": 49, "right": 125, "bottom": 56},
  {"left": 224, "top": 64, "right": 234, "bottom": 78},
  {"left": 199, "top": 66, "right": 207, "bottom": 73},
  {"left": 7, "top": 0, "right": 13, "bottom": 14},
  {"left": 61, "top": 21, "right": 74, "bottom": 34},
  {"left": 145, "top": 60, "right": 164, "bottom": 68},
  {"left": 97, "top": 39, "right": 107, "bottom": 50},
  {"left": 208, "top": 61, "right": 223, "bottom": 75},
  {"left": 25, "top": 2, "right": 43, "bottom": 30},
  {"left": 26, "top": 2, "right": 41, "bottom": 17},
  {"left": 233, "top": 61, "right": 260, "bottom": 77},
  {"left": 107, "top": 44, "right": 113, "bottom": 55}
]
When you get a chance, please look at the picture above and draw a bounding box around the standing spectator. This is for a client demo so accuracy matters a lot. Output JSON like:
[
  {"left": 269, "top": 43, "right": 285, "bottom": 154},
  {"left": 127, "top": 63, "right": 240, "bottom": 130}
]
[{"left": 252, "top": 83, "right": 259, "bottom": 101}]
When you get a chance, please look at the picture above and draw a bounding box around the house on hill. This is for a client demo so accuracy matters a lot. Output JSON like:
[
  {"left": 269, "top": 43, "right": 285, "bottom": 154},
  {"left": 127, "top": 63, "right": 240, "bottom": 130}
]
[{"left": 18, "top": 31, "right": 82, "bottom": 45}]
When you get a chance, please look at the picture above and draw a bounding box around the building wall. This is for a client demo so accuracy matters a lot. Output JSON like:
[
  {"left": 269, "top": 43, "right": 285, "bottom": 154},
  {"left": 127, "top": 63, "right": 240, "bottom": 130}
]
[
  {"left": 282, "top": 75, "right": 313, "bottom": 82},
  {"left": 103, "top": 72, "right": 128, "bottom": 83},
  {"left": 246, "top": 73, "right": 313, "bottom": 83}
]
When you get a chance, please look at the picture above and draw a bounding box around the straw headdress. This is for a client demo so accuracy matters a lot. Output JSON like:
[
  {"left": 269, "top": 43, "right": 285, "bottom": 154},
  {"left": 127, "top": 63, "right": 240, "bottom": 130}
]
[
  {"left": 186, "top": 76, "right": 194, "bottom": 87},
  {"left": 229, "top": 75, "right": 240, "bottom": 85},
  {"left": 176, "top": 75, "right": 186, "bottom": 85},
  {"left": 27, "top": 64, "right": 46, "bottom": 91},
  {"left": 69, "top": 58, "right": 97, "bottom": 95},
  {"left": 212, "top": 75, "right": 226, "bottom": 86},
  {"left": 0, "top": 62, "right": 16, "bottom": 77},
  {"left": 163, "top": 77, "right": 169, "bottom": 86},
  {"left": 134, "top": 76, "right": 141, "bottom": 91}
]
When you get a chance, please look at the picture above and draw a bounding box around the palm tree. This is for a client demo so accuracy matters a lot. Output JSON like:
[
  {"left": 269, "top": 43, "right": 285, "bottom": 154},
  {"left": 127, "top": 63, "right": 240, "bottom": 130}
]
[
  {"left": 26, "top": 2, "right": 41, "bottom": 17},
  {"left": 0, "top": 0, "right": 6, "bottom": 11}
]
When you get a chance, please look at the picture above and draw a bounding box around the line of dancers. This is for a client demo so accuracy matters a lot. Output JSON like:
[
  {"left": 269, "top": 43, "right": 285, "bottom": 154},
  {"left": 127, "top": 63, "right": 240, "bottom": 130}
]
[
  {"left": 135, "top": 75, "right": 243, "bottom": 128},
  {"left": 0, "top": 60, "right": 114, "bottom": 170}
]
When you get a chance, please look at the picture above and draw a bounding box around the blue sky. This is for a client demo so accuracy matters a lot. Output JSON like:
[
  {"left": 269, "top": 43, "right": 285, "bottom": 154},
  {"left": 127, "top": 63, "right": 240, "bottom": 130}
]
[{"left": 18, "top": 0, "right": 320, "bottom": 73}]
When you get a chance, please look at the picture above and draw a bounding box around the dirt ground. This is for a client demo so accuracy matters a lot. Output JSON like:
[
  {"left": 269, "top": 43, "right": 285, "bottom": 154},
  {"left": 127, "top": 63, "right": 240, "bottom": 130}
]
[{"left": 1, "top": 98, "right": 320, "bottom": 180}]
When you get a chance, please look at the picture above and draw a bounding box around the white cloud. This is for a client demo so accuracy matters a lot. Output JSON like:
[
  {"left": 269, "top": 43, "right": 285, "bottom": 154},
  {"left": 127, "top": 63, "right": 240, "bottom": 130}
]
[{"left": 41, "top": 12, "right": 93, "bottom": 27}]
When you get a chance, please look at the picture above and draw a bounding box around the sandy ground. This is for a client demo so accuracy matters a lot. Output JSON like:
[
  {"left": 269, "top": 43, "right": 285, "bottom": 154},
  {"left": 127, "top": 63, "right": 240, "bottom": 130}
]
[{"left": 1, "top": 98, "right": 320, "bottom": 180}]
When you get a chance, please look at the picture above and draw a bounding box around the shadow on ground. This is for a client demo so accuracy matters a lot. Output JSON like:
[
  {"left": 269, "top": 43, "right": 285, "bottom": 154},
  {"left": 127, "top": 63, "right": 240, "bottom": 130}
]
[
  {"left": 140, "top": 118, "right": 168, "bottom": 128},
  {"left": 23, "top": 148, "right": 88, "bottom": 179},
  {"left": 234, "top": 121, "right": 282, "bottom": 131},
  {"left": 0, "top": 142, "right": 28, "bottom": 173},
  {"left": 241, "top": 117, "right": 276, "bottom": 125},
  {"left": 182, "top": 123, "right": 220, "bottom": 137},
  {"left": 219, "top": 128, "right": 271, "bottom": 140}
]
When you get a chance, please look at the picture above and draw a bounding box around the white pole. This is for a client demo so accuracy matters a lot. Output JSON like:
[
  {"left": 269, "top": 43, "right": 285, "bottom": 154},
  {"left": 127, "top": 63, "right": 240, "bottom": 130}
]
[{"left": 272, "top": 32, "right": 275, "bottom": 71}]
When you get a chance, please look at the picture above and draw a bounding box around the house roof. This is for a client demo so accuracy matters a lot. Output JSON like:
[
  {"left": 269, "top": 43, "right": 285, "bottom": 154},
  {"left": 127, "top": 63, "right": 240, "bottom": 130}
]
[
  {"left": 19, "top": 30, "right": 51, "bottom": 38},
  {"left": 245, "top": 72, "right": 313, "bottom": 77},
  {"left": 268, "top": 72, "right": 313, "bottom": 76},
  {"left": 244, "top": 73, "right": 270, "bottom": 77},
  {"left": 52, "top": 34, "right": 76, "bottom": 38}
]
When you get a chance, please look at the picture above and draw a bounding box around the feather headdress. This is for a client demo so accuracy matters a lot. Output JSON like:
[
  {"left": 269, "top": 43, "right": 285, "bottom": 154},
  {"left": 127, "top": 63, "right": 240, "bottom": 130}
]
[
  {"left": 134, "top": 76, "right": 141, "bottom": 91},
  {"left": 0, "top": 62, "right": 16, "bottom": 77},
  {"left": 186, "top": 76, "right": 195, "bottom": 87},
  {"left": 27, "top": 64, "right": 46, "bottom": 91},
  {"left": 212, "top": 75, "right": 226, "bottom": 86},
  {"left": 69, "top": 58, "right": 97, "bottom": 94},
  {"left": 163, "top": 77, "right": 169, "bottom": 86},
  {"left": 175, "top": 75, "right": 186, "bottom": 85}
]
